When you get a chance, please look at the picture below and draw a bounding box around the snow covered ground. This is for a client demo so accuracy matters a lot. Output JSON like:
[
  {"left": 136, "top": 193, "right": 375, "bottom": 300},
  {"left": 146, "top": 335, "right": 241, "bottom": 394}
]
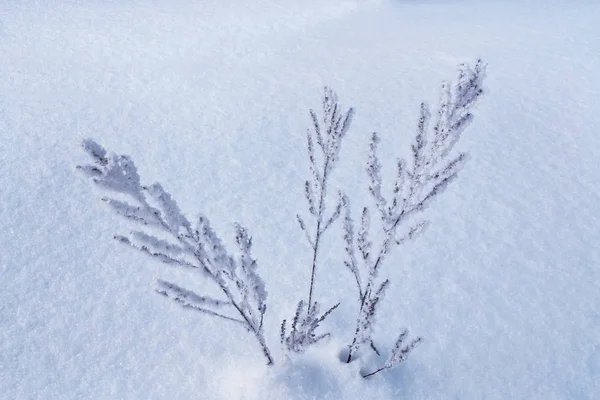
[{"left": 1, "top": 0, "right": 599, "bottom": 398}]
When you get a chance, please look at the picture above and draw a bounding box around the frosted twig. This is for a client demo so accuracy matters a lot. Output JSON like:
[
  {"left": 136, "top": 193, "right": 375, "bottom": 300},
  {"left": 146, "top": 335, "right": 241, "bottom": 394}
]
[
  {"left": 343, "top": 60, "right": 486, "bottom": 367},
  {"left": 284, "top": 87, "right": 353, "bottom": 354},
  {"left": 78, "top": 140, "right": 274, "bottom": 365}
]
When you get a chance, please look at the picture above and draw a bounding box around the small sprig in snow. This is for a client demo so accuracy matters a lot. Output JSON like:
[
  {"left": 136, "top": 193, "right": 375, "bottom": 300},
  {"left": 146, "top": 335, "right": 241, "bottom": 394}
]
[
  {"left": 343, "top": 60, "right": 486, "bottom": 373},
  {"left": 78, "top": 140, "right": 273, "bottom": 365},
  {"left": 299, "top": 87, "right": 354, "bottom": 306},
  {"left": 155, "top": 280, "right": 242, "bottom": 324},
  {"left": 234, "top": 223, "right": 268, "bottom": 331},
  {"left": 280, "top": 300, "right": 340, "bottom": 354},
  {"left": 285, "top": 87, "right": 353, "bottom": 354},
  {"left": 362, "top": 329, "right": 423, "bottom": 378}
]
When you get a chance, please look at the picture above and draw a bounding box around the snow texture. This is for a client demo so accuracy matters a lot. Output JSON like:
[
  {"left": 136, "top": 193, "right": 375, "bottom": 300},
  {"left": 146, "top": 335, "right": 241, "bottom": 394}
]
[{"left": 1, "top": 0, "right": 600, "bottom": 399}]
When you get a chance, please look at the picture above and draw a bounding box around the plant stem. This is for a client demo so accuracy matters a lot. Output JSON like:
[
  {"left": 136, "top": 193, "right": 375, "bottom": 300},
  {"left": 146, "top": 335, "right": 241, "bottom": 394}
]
[
  {"left": 362, "top": 367, "right": 386, "bottom": 378},
  {"left": 228, "top": 294, "right": 274, "bottom": 365},
  {"left": 307, "top": 159, "right": 329, "bottom": 306},
  {"left": 346, "top": 235, "right": 389, "bottom": 363},
  {"left": 307, "top": 221, "right": 321, "bottom": 307},
  {"left": 346, "top": 208, "right": 416, "bottom": 362}
]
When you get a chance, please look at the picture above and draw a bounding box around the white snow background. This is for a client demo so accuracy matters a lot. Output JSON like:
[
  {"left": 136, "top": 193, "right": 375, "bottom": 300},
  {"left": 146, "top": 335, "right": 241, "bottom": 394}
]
[{"left": 1, "top": 0, "right": 599, "bottom": 398}]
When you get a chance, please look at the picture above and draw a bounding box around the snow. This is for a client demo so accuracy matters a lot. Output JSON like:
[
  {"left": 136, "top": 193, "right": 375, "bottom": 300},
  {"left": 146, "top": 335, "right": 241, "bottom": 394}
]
[{"left": 1, "top": 0, "right": 600, "bottom": 398}]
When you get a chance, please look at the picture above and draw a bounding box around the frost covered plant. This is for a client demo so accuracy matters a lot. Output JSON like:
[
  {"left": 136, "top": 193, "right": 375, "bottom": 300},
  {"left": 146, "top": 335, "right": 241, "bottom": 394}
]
[
  {"left": 281, "top": 88, "right": 353, "bottom": 354},
  {"left": 342, "top": 60, "right": 486, "bottom": 376},
  {"left": 280, "top": 300, "right": 340, "bottom": 353},
  {"left": 77, "top": 141, "right": 273, "bottom": 365},
  {"left": 77, "top": 60, "right": 486, "bottom": 377}
]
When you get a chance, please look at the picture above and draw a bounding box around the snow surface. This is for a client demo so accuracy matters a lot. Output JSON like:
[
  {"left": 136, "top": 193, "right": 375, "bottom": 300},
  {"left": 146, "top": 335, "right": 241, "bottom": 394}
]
[{"left": 1, "top": 0, "right": 600, "bottom": 398}]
